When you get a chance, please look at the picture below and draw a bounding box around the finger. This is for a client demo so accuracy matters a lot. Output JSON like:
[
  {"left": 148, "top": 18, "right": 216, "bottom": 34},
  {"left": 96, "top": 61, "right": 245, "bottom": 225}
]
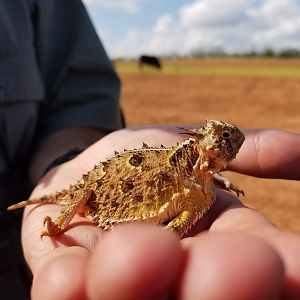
[
  {"left": 31, "top": 246, "right": 89, "bottom": 300},
  {"left": 209, "top": 189, "right": 279, "bottom": 237},
  {"left": 86, "top": 224, "right": 182, "bottom": 300},
  {"left": 187, "top": 189, "right": 278, "bottom": 238},
  {"left": 230, "top": 129, "right": 300, "bottom": 180},
  {"left": 207, "top": 190, "right": 300, "bottom": 299},
  {"left": 264, "top": 233, "right": 300, "bottom": 299},
  {"left": 178, "top": 232, "right": 284, "bottom": 300}
]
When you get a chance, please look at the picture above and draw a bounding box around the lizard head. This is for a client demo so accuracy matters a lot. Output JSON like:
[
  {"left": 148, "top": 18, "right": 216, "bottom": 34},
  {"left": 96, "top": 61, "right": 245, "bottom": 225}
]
[
  {"left": 180, "top": 119, "right": 245, "bottom": 168},
  {"left": 204, "top": 119, "right": 245, "bottom": 161}
]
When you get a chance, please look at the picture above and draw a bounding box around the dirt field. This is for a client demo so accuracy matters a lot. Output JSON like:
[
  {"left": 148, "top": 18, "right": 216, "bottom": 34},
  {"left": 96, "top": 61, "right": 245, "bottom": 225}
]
[{"left": 117, "top": 58, "right": 300, "bottom": 232}]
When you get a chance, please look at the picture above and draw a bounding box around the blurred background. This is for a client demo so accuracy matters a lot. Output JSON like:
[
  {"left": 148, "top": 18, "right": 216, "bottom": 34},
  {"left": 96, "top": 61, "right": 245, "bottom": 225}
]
[{"left": 82, "top": 0, "right": 300, "bottom": 233}]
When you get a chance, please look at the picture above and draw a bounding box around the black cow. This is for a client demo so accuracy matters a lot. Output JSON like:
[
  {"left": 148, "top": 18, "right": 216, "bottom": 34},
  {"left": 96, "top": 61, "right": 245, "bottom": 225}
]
[{"left": 139, "top": 55, "right": 162, "bottom": 70}]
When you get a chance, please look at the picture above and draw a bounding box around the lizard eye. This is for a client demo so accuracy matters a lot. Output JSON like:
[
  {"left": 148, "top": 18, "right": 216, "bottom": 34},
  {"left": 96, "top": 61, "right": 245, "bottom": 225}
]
[{"left": 222, "top": 131, "right": 231, "bottom": 139}]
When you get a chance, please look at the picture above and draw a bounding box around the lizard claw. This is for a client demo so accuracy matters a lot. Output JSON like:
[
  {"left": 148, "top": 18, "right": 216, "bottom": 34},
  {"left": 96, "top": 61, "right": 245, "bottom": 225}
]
[
  {"left": 235, "top": 186, "right": 245, "bottom": 197},
  {"left": 40, "top": 231, "right": 50, "bottom": 239},
  {"left": 41, "top": 216, "right": 63, "bottom": 238},
  {"left": 43, "top": 216, "right": 52, "bottom": 226}
]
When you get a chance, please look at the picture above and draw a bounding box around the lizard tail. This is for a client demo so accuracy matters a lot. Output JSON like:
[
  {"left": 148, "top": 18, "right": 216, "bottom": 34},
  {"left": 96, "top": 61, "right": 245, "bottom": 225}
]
[{"left": 7, "top": 195, "right": 57, "bottom": 211}]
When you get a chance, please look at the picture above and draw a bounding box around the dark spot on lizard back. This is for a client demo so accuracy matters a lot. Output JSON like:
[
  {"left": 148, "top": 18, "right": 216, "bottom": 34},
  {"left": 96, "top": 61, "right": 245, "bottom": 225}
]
[
  {"left": 156, "top": 171, "right": 173, "bottom": 183},
  {"left": 133, "top": 193, "right": 143, "bottom": 203},
  {"left": 121, "top": 179, "right": 135, "bottom": 193},
  {"left": 129, "top": 154, "right": 144, "bottom": 167}
]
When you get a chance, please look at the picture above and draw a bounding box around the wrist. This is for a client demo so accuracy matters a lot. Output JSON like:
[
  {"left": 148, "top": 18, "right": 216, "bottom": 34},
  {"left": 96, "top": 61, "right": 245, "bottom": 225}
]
[{"left": 42, "top": 147, "right": 85, "bottom": 176}]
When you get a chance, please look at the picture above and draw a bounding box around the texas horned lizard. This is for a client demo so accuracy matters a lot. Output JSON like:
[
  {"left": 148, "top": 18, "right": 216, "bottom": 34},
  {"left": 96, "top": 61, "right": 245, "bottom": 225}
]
[{"left": 8, "top": 120, "right": 245, "bottom": 238}]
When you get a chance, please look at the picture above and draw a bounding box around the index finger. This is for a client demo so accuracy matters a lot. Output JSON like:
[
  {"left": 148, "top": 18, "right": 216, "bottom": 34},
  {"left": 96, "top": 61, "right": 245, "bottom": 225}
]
[{"left": 230, "top": 129, "right": 300, "bottom": 180}]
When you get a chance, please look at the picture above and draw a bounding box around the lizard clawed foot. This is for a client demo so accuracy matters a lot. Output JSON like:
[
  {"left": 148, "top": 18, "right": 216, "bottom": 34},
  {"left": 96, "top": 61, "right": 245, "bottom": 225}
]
[
  {"left": 222, "top": 182, "right": 244, "bottom": 197},
  {"left": 232, "top": 185, "right": 244, "bottom": 197},
  {"left": 213, "top": 172, "right": 245, "bottom": 198},
  {"left": 40, "top": 216, "right": 64, "bottom": 238}
]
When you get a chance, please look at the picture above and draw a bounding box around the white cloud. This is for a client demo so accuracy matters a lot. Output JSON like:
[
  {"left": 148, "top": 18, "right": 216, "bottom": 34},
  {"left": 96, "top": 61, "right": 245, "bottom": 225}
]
[
  {"left": 112, "top": 30, "right": 150, "bottom": 58},
  {"left": 248, "top": 0, "right": 300, "bottom": 48},
  {"left": 148, "top": 15, "right": 184, "bottom": 56},
  {"left": 177, "top": 0, "right": 300, "bottom": 53},
  {"left": 248, "top": 0, "right": 300, "bottom": 24},
  {"left": 111, "top": 15, "right": 184, "bottom": 58},
  {"left": 92, "top": 0, "right": 300, "bottom": 58},
  {"left": 82, "top": 0, "right": 139, "bottom": 13},
  {"left": 179, "top": 0, "right": 250, "bottom": 28}
]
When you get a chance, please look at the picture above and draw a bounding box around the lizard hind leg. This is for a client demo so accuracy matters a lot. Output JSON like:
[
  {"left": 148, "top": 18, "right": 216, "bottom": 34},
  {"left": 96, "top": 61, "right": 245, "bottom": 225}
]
[{"left": 41, "top": 189, "right": 92, "bottom": 238}]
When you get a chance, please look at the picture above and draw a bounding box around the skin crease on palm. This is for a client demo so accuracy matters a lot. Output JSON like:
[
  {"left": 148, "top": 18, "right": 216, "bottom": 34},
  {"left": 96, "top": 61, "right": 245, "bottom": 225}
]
[{"left": 21, "top": 125, "right": 300, "bottom": 300}]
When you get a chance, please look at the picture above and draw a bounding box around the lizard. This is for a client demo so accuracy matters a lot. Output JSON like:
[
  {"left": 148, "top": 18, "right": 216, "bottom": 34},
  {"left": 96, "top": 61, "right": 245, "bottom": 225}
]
[{"left": 7, "top": 119, "right": 245, "bottom": 238}]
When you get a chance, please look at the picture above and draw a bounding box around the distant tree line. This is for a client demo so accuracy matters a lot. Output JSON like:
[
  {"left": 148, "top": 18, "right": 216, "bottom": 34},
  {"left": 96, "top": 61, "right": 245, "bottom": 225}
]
[
  {"left": 112, "top": 47, "right": 300, "bottom": 62},
  {"left": 257, "top": 48, "right": 300, "bottom": 58},
  {"left": 189, "top": 47, "right": 300, "bottom": 58}
]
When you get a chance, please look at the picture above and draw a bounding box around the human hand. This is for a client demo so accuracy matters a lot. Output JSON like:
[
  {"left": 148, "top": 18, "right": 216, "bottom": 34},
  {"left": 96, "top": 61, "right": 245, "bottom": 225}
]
[{"left": 22, "top": 126, "right": 300, "bottom": 299}]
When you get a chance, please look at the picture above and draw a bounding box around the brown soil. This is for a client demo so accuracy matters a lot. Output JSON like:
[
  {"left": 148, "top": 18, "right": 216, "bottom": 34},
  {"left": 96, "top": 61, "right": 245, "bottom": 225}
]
[{"left": 119, "top": 72, "right": 300, "bottom": 232}]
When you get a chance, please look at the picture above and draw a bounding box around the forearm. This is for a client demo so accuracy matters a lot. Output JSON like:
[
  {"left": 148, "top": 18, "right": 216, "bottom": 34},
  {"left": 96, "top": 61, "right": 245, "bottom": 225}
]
[{"left": 28, "top": 127, "right": 108, "bottom": 187}]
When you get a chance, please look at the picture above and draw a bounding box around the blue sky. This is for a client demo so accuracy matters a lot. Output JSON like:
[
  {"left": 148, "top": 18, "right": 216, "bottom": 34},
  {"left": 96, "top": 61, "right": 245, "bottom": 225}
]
[{"left": 82, "top": 0, "right": 300, "bottom": 59}]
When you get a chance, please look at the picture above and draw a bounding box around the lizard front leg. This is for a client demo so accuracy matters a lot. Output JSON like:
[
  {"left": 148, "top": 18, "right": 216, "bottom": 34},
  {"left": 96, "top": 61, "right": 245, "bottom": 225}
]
[
  {"left": 166, "top": 179, "right": 216, "bottom": 238},
  {"left": 41, "top": 189, "right": 92, "bottom": 238},
  {"left": 213, "top": 172, "right": 244, "bottom": 197}
]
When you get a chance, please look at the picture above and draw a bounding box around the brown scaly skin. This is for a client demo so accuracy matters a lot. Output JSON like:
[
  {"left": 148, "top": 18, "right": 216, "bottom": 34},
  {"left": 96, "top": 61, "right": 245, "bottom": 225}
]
[{"left": 8, "top": 120, "right": 245, "bottom": 238}]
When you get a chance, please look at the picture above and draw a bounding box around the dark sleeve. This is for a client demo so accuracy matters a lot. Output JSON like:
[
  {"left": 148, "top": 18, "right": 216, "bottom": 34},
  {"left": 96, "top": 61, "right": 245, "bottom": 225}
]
[{"left": 32, "top": 0, "right": 124, "bottom": 136}]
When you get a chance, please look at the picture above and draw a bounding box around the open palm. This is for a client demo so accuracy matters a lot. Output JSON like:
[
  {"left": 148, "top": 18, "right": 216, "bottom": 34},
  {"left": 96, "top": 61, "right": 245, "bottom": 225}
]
[{"left": 22, "top": 126, "right": 300, "bottom": 300}]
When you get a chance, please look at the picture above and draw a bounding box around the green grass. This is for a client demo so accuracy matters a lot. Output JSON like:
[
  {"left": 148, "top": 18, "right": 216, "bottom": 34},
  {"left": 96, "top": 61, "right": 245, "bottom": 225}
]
[{"left": 114, "top": 58, "right": 300, "bottom": 77}]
